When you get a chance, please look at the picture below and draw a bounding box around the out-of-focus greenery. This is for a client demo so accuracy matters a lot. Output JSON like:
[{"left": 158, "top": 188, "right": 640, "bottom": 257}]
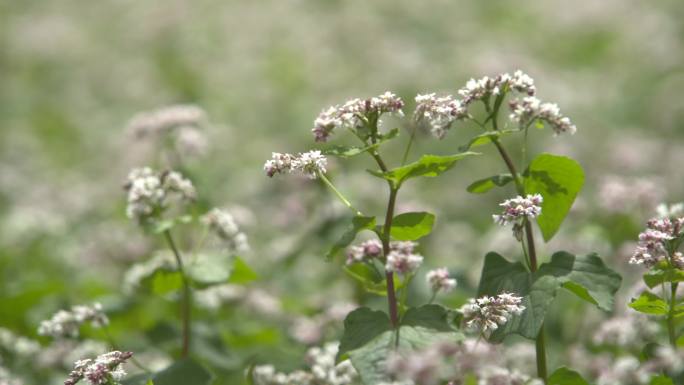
[{"left": 1, "top": 1, "right": 683, "bottom": 384}]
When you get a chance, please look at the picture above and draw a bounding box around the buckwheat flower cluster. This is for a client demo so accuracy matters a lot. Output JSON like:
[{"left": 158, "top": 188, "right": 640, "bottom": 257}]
[
  {"left": 126, "top": 105, "right": 209, "bottom": 158},
  {"left": 251, "top": 342, "right": 357, "bottom": 385},
  {"left": 460, "top": 293, "right": 525, "bottom": 336},
  {"left": 630, "top": 215, "right": 684, "bottom": 268},
  {"left": 492, "top": 194, "right": 543, "bottom": 226},
  {"left": 38, "top": 303, "right": 109, "bottom": 339},
  {"left": 312, "top": 92, "right": 404, "bottom": 142},
  {"left": 124, "top": 167, "right": 196, "bottom": 223},
  {"left": 458, "top": 70, "right": 536, "bottom": 105},
  {"left": 508, "top": 97, "right": 577, "bottom": 135},
  {"left": 201, "top": 208, "right": 249, "bottom": 254},
  {"left": 592, "top": 313, "right": 659, "bottom": 349},
  {"left": 0, "top": 328, "right": 40, "bottom": 358},
  {"left": 413, "top": 94, "right": 468, "bottom": 139},
  {"left": 64, "top": 351, "right": 132, "bottom": 385},
  {"left": 345, "top": 239, "right": 383, "bottom": 265},
  {"left": 657, "top": 202, "right": 684, "bottom": 218},
  {"left": 385, "top": 241, "right": 423, "bottom": 275},
  {"left": 264, "top": 151, "right": 327, "bottom": 179},
  {"left": 425, "top": 267, "right": 457, "bottom": 293}
]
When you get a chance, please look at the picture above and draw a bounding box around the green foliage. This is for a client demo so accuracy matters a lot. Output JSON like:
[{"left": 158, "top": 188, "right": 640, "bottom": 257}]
[
  {"left": 548, "top": 367, "right": 590, "bottom": 385},
  {"left": 322, "top": 128, "right": 399, "bottom": 158},
  {"left": 343, "top": 264, "right": 405, "bottom": 296},
  {"left": 523, "top": 153, "right": 584, "bottom": 242},
  {"left": 466, "top": 174, "right": 514, "bottom": 194},
  {"left": 478, "top": 251, "right": 621, "bottom": 341},
  {"left": 187, "top": 253, "right": 233, "bottom": 287},
  {"left": 458, "top": 129, "right": 518, "bottom": 152},
  {"left": 650, "top": 375, "right": 675, "bottom": 385},
  {"left": 338, "top": 305, "right": 463, "bottom": 383},
  {"left": 227, "top": 257, "right": 258, "bottom": 284},
  {"left": 643, "top": 267, "right": 684, "bottom": 289},
  {"left": 629, "top": 292, "right": 669, "bottom": 315},
  {"left": 152, "top": 359, "right": 214, "bottom": 385},
  {"left": 388, "top": 211, "right": 435, "bottom": 241},
  {"left": 368, "top": 152, "right": 479, "bottom": 187},
  {"left": 326, "top": 215, "right": 377, "bottom": 260}
]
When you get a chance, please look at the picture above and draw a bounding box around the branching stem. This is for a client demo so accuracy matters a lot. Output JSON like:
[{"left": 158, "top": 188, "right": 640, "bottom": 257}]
[{"left": 163, "top": 229, "right": 191, "bottom": 358}]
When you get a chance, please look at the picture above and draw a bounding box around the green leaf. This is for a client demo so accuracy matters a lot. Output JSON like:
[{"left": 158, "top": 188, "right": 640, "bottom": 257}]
[
  {"left": 369, "top": 152, "right": 479, "bottom": 187},
  {"left": 326, "top": 216, "right": 376, "bottom": 260},
  {"left": 150, "top": 270, "right": 184, "bottom": 295},
  {"left": 322, "top": 129, "right": 399, "bottom": 158},
  {"left": 629, "top": 291, "right": 668, "bottom": 315},
  {"left": 466, "top": 174, "right": 514, "bottom": 194},
  {"left": 643, "top": 268, "right": 684, "bottom": 289},
  {"left": 389, "top": 212, "right": 435, "bottom": 241},
  {"left": 187, "top": 253, "right": 231, "bottom": 287},
  {"left": 677, "top": 334, "right": 684, "bottom": 347},
  {"left": 650, "top": 375, "right": 674, "bottom": 385},
  {"left": 343, "top": 264, "right": 403, "bottom": 296},
  {"left": 341, "top": 305, "right": 463, "bottom": 384},
  {"left": 548, "top": 367, "right": 590, "bottom": 385},
  {"left": 227, "top": 256, "right": 258, "bottom": 284},
  {"left": 153, "top": 359, "right": 213, "bottom": 385},
  {"left": 477, "top": 252, "right": 560, "bottom": 341},
  {"left": 537, "top": 252, "right": 622, "bottom": 311},
  {"left": 524, "top": 153, "right": 584, "bottom": 242},
  {"left": 458, "top": 129, "right": 518, "bottom": 152}
]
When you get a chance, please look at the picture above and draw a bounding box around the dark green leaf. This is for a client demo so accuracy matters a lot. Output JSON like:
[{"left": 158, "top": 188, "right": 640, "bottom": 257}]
[
  {"left": 342, "top": 305, "right": 463, "bottom": 384},
  {"left": 643, "top": 268, "right": 684, "bottom": 289},
  {"left": 389, "top": 212, "right": 435, "bottom": 241},
  {"left": 368, "top": 152, "right": 479, "bottom": 187},
  {"left": 343, "top": 265, "right": 403, "bottom": 296},
  {"left": 227, "top": 256, "right": 258, "bottom": 284},
  {"left": 477, "top": 252, "right": 560, "bottom": 341},
  {"left": 326, "top": 216, "right": 376, "bottom": 260},
  {"left": 458, "top": 129, "right": 518, "bottom": 152},
  {"left": 629, "top": 291, "right": 668, "bottom": 315},
  {"left": 466, "top": 174, "right": 514, "bottom": 194},
  {"left": 524, "top": 153, "right": 584, "bottom": 242},
  {"left": 337, "top": 307, "right": 392, "bottom": 361},
  {"left": 548, "top": 367, "right": 590, "bottom": 385},
  {"left": 650, "top": 375, "right": 674, "bottom": 385},
  {"left": 153, "top": 358, "right": 214, "bottom": 385},
  {"left": 150, "top": 270, "right": 183, "bottom": 295},
  {"left": 537, "top": 252, "right": 622, "bottom": 311}
]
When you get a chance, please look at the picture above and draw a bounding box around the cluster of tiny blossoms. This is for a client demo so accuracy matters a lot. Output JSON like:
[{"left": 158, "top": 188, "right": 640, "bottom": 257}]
[
  {"left": 460, "top": 293, "right": 525, "bottom": 337},
  {"left": 252, "top": 342, "right": 357, "bottom": 385},
  {"left": 458, "top": 70, "right": 536, "bottom": 105},
  {"left": 346, "top": 239, "right": 423, "bottom": 275},
  {"left": 124, "top": 167, "right": 196, "bottom": 223},
  {"left": 264, "top": 151, "right": 328, "bottom": 179},
  {"left": 413, "top": 94, "right": 468, "bottom": 139},
  {"left": 493, "top": 194, "right": 543, "bottom": 226},
  {"left": 312, "top": 92, "right": 404, "bottom": 142},
  {"left": 630, "top": 206, "right": 684, "bottom": 268},
  {"left": 64, "top": 351, "right": 132, "bottom": 385},
  {"left": 345, "top": 239, "right": 383, "bottom": 265},
  {"left": 38, "top": 303, "right": 109, "bottom": 339},
  {"left": 425, "top": 267, "right": 457, "bottom": 293},
  {"left": 201, "top": 208, "right": 249, "bottom": 254},
  {"left": 508, "top": 97, "right": 577, "bottom": 135}
]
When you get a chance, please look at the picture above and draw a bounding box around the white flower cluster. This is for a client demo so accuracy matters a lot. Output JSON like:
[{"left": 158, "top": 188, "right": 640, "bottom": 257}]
[
  {"left": 630, "top": 214, "right": 684, "bottom": 268},
  {"left": 493, "top": 194, "right": 543, "bottom": 226},
  {"left": 201, "top": 208, "right": 249, "bottom": 254},
  {"left": 126, "top": 105, "right": 209, "bottom": 158},
  {"left": 656, "top": 202, "right": 684, "bottom": 218},
  {"left": 458, "top": 70, "right": 536, "bottom": 105},
  {"left": 312, "top": 92, "right": 404, "bottom": 142},
  {"left": 0, "top": 328, "right": 40, "bottom": 358},
  {"left": 124, "top": 167, "right": 196, "bottom": 223},
  {"left": 425, "top": 267, "right": 457, "bottom": 293},
  {"left": 460, "top": 293, "right": 525, "bottom": 336},
  {"left": 508, "top": 97, "right": 577, "bottom": 135},
  {"left": 413, "top": 93, "right": 468, "bottom": 139},
  {"left": 386, "top": 342, "right": 459, "bottom": 385},
  {"left": 194, "top": 284, "right": 246, "bottom": 310},
  {"left": 38, "top": 303, "right": 109, "bottom": 339},
  {"left": 345, "top": 239, "right": 383, "bottom": 265},
  {"left": 252, "top": 342, "right": 357, "bottom": 385},
  {"left": 592, "top": 313, "right": 659, "bottom": 349},
  {"left": 289, "top": 302, "right": 357, "bottom": 345},
  {"left": 592, "top": 346, "right": 684, "bottom": 385},
  {"left": 385, "top": 241, "right": 423, "bottom": 275},
  {"left": 64, "top": 351, "right": 132, "bottom": 385},
  {"left": 264, "top": 151, "right": 327, "bottom": 179}
]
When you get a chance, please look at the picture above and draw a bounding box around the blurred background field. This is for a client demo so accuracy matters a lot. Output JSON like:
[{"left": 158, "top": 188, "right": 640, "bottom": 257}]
[{"left": 1, "top": 1, "right": 683, "bottom": 384}]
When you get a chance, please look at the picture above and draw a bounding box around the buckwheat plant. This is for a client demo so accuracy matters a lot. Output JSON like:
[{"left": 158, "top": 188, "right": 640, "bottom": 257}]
[
  {"left": 263, "top": 91, "right": 527, "bottom": 384},
  {"left": 628, "top": 203, "right": 684, "bottom": 348},
  {"left": 414, "top": 70, "right": 623, "bottom": 383},
  {"left": 123, "top": 165, "right": 251, "bottom": 361}
]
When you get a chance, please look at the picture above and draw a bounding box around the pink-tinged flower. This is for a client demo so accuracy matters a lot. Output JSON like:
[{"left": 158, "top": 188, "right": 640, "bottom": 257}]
[
  {"left": 64, "top": 351, "right": 132, "bottom": 385},
  {"left": 413, "top": 93, "right": 468, "bottom": 139},
  {"left": 385, "top": 241, "right": 423, "bottom": 275},
  {"left": 426, "top": 267, "right": 457, "bottom": 293},
  {"left": 492, "top": 194, "right": 543, "bottom": 226},
  {"left": 263, "top": 151, "right": 327, "bottom": 179},
  {"left": 508, "top": 96, "right": 576, "bottom": 135}
]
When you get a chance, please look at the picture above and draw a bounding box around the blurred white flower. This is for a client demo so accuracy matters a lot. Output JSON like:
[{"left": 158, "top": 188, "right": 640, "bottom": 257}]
[
  {"left": 425, "top": 267, "right": 457, "bottom": 293},
  {"left": 460, "top": 293, "right": 525, "bottom": 336},
  {"left": 413, "top": 93, "right": 468, "bottom": 139},
  {"left": 201, "top": 208, "right": 250, "bottom": 254},
  {"left": 508, "top": 96, "right": 576, "bottom": 135},
  {"left": 124, "top": 167, "right": 196, "bottom": 224},
  {"left": 385, "top": 241, "right": 423, "bottom": 275},
  {"left": 38, "top": 303, "right": 109, "bottom": 339},
  {"left": 264, "top": 151, "right": 327, "bottom": 179}
]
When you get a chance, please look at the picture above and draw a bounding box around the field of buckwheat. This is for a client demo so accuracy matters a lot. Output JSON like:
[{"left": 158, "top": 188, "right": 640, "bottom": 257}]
[{"left": 1, "top": 1, "right": 684, "bottom": 385}]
